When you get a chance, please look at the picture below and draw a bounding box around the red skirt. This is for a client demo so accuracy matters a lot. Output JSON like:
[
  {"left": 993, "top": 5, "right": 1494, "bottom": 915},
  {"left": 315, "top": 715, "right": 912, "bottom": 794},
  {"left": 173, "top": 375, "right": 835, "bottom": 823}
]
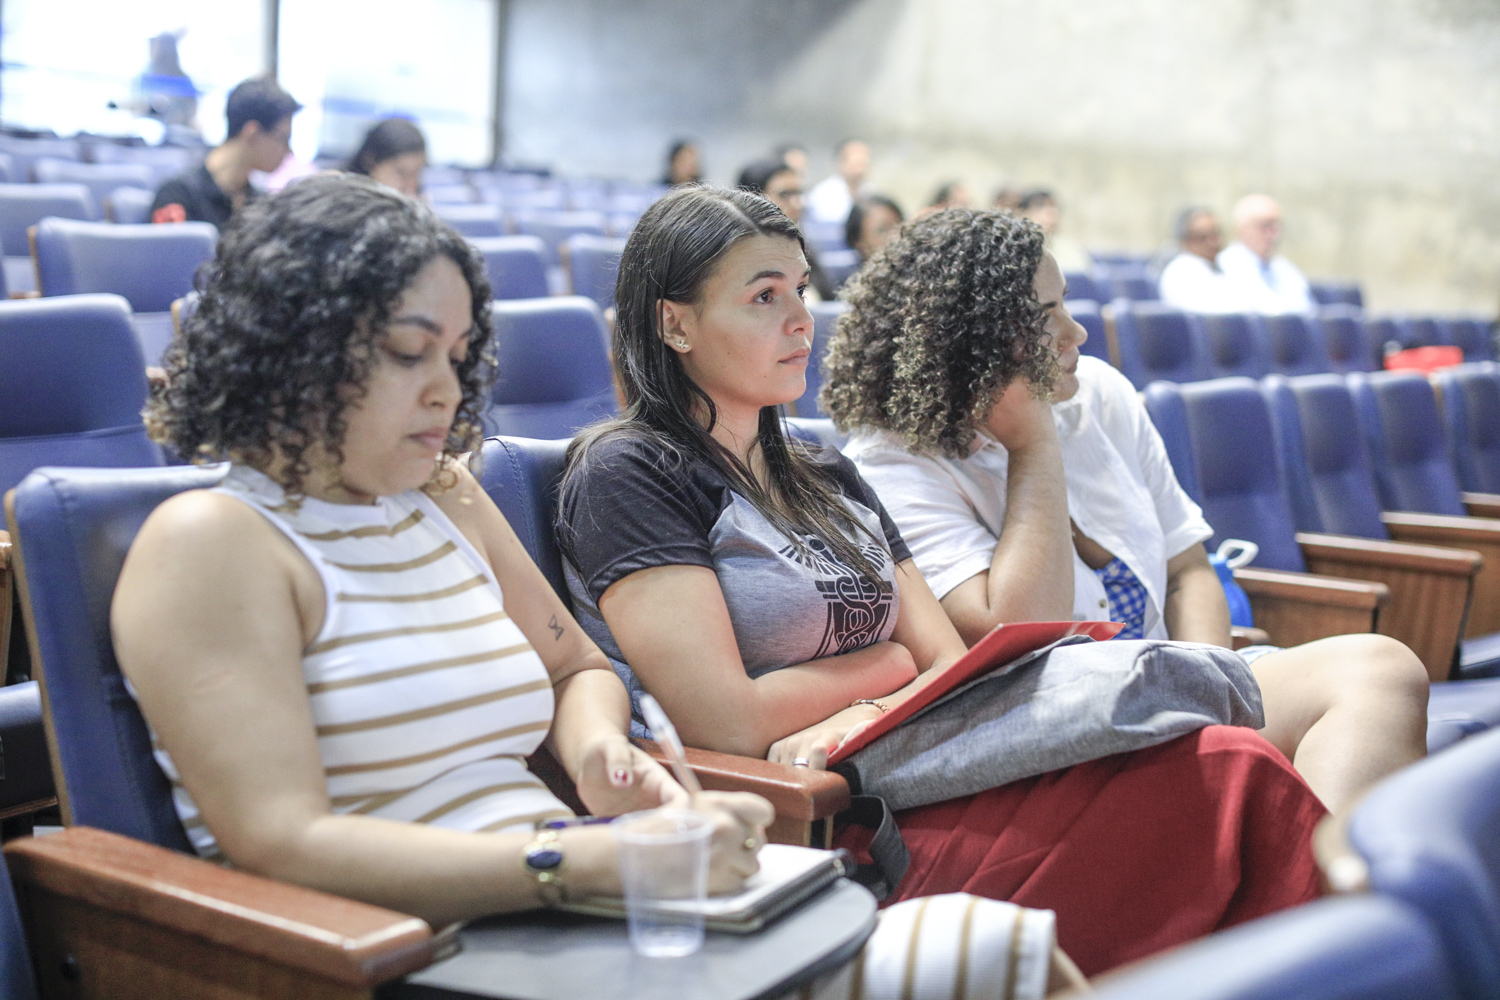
[{"left": 832, "top": 726, "right": 1326, "bottom": 977}]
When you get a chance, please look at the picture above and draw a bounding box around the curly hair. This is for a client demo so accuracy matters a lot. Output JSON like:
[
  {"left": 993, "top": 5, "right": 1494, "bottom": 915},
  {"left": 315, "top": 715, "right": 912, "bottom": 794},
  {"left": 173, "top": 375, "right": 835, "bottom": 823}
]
[
  {"left": 148, "top": 173, "right": 495, "bottom": 499},
  {"left": 819, "top": 207, "right": 1057, "bottom": 458}
]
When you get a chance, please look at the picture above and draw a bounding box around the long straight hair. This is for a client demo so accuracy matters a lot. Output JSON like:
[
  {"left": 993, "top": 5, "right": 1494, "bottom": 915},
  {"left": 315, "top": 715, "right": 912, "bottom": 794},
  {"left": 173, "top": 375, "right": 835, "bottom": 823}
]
[{"left": 565, "top": 185, "right": 881, "bottom": 581}]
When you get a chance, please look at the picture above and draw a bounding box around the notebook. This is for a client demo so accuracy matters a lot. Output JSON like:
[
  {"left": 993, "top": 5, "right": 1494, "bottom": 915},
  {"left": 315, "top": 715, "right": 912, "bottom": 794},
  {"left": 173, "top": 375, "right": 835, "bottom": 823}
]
[
  {"left": 558, "top": 844, "right": 849, "bottom": 934},
  {"left": 827, "top": 619, "right": 1124, "bottom": 764}
]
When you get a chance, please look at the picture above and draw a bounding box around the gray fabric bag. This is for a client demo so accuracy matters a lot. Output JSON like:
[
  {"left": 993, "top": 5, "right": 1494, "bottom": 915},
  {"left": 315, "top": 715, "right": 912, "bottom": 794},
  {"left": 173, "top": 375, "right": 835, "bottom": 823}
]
[{"left": 837, "top": 636, "right": 1265, "bottom": 812}]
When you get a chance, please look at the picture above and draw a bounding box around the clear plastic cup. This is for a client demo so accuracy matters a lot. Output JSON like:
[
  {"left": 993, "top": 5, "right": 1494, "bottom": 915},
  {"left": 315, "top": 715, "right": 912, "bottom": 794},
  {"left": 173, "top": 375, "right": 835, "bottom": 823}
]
[{"left": 611, "top": 808, "right": 714, "bottom": 957}]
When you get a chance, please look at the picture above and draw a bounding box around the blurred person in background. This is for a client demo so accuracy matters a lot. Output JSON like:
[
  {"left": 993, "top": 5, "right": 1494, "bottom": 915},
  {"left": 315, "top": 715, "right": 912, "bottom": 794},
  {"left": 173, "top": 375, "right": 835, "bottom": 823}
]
[
  {"left": 928, "top": 181, "right": 972, "bottom": 212},
  {"left": 808, "top": 138, "right": 872, "bottom": 224},
  {"left": 775, "top": 142, "right": 809, "bottom": 184},
  {"left": 1217, "top": 194, "right": 1316, "bottom": 314},
  {"left": 347, "top": 118, "right": 427, "bottom": 198},
  {"left": 1018, "top": 189, "right": 1092, "bottom": 273},
  {"left": 1157, "top": 207, "right": 1251, "bottom": 313},
  {"left": 993, "top": 186, "right": 1023, "bottom": 212},
  {"left": 662, "top": 139, "right": 702, "bottom": 186},
  {"left": 737, "top": 157, "right": 835, "bottom": 301},
  {"left": 846, "top": 194, "right": 904, "bottom": 263},
  {"left": 151, "top": 76, "right": 300, "bottom": 228}
]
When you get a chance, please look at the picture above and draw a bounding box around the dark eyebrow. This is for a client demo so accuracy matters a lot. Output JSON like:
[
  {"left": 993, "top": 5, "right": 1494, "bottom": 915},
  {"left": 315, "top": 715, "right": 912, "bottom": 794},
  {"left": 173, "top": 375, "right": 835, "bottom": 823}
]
[
  {"left": 389, "top": 315, "right": 442, "bottom": 335},
  {"left": 746, "top": 266, "right": 813, "bottom": 285}
]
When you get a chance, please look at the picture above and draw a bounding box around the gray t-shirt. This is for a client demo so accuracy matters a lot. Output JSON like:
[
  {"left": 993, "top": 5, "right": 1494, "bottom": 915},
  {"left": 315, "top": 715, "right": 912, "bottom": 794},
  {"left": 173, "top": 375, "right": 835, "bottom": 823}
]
[{"left": 557, "top": 431, "right": 912, "bottom": 736}]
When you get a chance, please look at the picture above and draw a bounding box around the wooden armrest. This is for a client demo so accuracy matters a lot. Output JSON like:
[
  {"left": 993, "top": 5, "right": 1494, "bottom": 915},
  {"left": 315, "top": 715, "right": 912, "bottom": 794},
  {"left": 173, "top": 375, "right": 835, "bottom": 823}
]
[
  {"left": 635, "top": 739, "right": 850, "bottom": 847},
  {"left": 1233, "top": 567, "right": 1386, "bottom": 650},
  {"left": 1233, "top": 567, "right": 1388, "bottom": 609},
  {"left": 0, "top": 528, "right": 10, "bottom": 569},
  {"left": 1229, "top": 626, "right": 1271, "bottom": 650},
  {"left": 1383, "top": 511, "right": 1500, "bottom": 638},
  {"left": 1463, "top": 492, "right": 1500, "bottom": 520},
  {"left": 1296, "top": 531, "right": 1482, "bottom": 576},
  {"left": 5, "top": 827, "right": 452, "bottom": 996}
]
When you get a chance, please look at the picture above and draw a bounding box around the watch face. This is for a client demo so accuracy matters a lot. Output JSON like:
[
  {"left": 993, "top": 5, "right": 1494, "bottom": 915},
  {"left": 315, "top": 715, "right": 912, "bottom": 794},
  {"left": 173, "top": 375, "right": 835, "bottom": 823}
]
[{"left": 527, "top": 847, "right": 564, "bottom": 871}]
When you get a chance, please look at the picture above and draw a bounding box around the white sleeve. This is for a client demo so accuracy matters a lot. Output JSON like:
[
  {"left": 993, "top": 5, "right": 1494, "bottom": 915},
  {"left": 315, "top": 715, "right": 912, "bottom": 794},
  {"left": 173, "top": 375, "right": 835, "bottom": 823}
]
[{"left": 851, "top": 449, "right": 998, "bottom": 601}]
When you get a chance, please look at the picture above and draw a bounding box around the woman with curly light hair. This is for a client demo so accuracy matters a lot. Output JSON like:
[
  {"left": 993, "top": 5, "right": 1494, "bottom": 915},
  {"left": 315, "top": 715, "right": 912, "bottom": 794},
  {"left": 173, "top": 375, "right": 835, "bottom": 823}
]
[
  {"left": 117, "top": 173, "right": 771, "bottom": 926},
  {"left": 826, "top": 207, "right": 1428, "bottom": 818}
]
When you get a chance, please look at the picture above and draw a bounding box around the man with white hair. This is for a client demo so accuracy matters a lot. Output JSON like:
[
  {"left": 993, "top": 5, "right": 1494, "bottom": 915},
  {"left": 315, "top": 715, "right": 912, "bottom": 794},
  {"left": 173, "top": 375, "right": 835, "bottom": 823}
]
[{"left": 1216, "top": 194, "right": 1316, "bottom": 314}]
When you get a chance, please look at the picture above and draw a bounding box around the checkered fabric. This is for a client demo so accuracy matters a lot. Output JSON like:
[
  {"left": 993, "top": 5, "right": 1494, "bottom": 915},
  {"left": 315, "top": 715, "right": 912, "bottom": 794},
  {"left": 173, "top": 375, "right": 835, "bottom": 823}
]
[{"left": 1096, "top": 557, "right": 1149, "bottom": 639}]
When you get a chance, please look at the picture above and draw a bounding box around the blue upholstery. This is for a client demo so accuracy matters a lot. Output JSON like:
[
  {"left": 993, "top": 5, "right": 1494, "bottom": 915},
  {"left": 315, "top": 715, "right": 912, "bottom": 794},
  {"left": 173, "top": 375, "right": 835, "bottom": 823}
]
[
  {"left": 1308, "top": 281, "right": 1364, "bottom": 309},
  {"left": 0, "top": 136, "right": 79, "bottom": 182},
  {"left": 817, "top": 248, "right": 861, "bottom": 292},
  {"left": 0, "top": 154, "right": 12, "bottom": 185},
  {"left": 1365, "top": 316, "right": 1407, "bottom": 352},
  {"left": 793, "top": 301, "right": 849, "bottom": 419},
  {"left": 1261, "top": 374, "right": 1388, "bottom": 538},
  {"left": 1440, "top": 318, "right": 1496, "bottom": 362},
  {"left": 1088, "top": 896, "right": 1455, "bottom": 1000},
  {"left": 564, "top": 233, "right": 625, "bottom": 310},
  {"left": 512, "top": 210, "right": 608, "bottom": 267},
  {"left": 1260, "top": 313, "right": 1333, "bottom": 377},
  {"left": 1065, "top": 299, "right": 1109, "bottom": 364},
  {"left": 1347, "top": 372, "right": 1468, "bottom": 516},
  {"left": 0, "top": 847, "right": 38, "bottom": 1000},
  {"left": 33, "top": 218, "right": 216, "bottom": 314},
  {"left": 433, "top": 203, "right": 505, "bottom": 238},
  {"left": 469, "top": 235, "right": 549, "bottom": 300},
  {"left": 425, "top": 183, "right": 475, "bottom": 205},
  {"left": 107, "top": 185, "right": 155, "bottom": 225},
  {"left": 784, "top": 418, "right": 848, "bottom": 451},
  {"left": 0, "top": 183, "right": 96, "bottom": 254},
  {"left": 1062, "top": 270, "right": 1106, "bottom": 304},
  {"left": 1435, "top": 363, "right": 1500, "bottom": 493},
  {"left": 1107, "top": 274, "right": 1158, "bottom": 302},
  {"left": 486, "top": 296, "right": 617, "bottom": 438},
  {"left": 475, "top": 436, "right": 571, "bottom": 603},
  {"left": 0, "top": 295, "right": 163, "bottom": 494},
  {"left": 1318, "top": 305, "right": 1379, "bottom": 374},
  {"left": 1348, "top": 725, "right": 1500, "bottom": 998},
  {"left": 1113, "top": 301, "right": 1206, "bottom": 389},
  {"left": 32, "top": 158, "right": 155, "bottom": 211},
  {"left": 1141, "top": 380, "right": 1203, "bottom": 504},
  {"left": 6, "top": 464, "right": 226, "bottom": 850},
  {"left": 1404, "top": 317, "right": 1442, "bottom": 349},
  {"left": 1198, "top": 313, "right": 1271, "bottom": 380}
]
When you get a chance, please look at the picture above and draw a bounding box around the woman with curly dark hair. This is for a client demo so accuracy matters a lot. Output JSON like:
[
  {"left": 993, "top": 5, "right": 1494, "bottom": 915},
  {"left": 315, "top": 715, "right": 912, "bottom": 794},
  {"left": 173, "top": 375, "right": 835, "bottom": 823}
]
[
  {"left": 556, "top": 187, "right": 1328, "bottom": 977},
  {"left": 114, "top": 173, "right": 770, "bottom": 925},
  {"left": 826, "top": 207, "right": 1427, "bottom": 818}
]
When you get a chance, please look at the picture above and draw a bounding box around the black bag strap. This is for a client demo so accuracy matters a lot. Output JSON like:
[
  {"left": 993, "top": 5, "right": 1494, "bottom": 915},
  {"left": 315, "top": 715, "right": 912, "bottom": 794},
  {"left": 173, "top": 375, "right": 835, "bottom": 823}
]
[{"left": 837, "top": 794, "right": 909, "bottom": 901}]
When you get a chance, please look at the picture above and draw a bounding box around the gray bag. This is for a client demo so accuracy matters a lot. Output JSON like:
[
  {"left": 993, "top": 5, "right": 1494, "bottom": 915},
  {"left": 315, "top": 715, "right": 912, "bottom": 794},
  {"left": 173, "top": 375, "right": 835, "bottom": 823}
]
[{"left": 838, "top": 636, "right": 1265, "bottom": 812}]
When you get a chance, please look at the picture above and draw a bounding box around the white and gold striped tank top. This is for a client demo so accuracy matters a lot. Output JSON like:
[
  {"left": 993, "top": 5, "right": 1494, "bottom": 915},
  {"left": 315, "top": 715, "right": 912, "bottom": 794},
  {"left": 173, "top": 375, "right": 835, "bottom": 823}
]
[{"left": 153, "top": 464, "right": 572, "bottom": 859}]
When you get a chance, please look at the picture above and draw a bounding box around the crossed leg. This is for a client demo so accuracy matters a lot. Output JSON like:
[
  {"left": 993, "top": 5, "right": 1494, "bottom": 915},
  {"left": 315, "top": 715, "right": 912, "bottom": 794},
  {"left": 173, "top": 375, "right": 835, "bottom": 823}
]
[{"left": 1249, "top": 633, "right": 1429, "bottom": 816}]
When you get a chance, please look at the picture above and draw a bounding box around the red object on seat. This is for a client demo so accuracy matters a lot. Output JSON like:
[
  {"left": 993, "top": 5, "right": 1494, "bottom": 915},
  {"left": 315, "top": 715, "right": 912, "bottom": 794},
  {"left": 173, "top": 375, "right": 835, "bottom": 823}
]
[
  {"left": 834, "top": 726, "right": 1325, "bottom": 977},
  {"left": 1385, "top": 346, "right": 1463, "bottom": 374}
]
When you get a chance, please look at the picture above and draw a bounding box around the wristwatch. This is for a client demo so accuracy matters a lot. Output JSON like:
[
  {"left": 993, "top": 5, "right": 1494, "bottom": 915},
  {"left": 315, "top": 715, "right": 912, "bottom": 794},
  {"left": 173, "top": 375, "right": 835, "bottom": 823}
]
[{"left": 522, "top": 828, "right": 568, "bottom": 905}]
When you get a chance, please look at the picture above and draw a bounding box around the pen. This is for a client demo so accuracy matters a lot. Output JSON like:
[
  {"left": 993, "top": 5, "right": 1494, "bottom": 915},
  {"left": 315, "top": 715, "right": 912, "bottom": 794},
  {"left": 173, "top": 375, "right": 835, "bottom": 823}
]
[{"left": 639, "top": 693, "right": 704, "bottom": 798}]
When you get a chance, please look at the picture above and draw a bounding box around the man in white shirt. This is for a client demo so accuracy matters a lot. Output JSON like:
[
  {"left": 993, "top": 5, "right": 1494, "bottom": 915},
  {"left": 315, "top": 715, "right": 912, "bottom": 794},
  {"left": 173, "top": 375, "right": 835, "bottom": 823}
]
[
  {"left": 1157, "top": 207, "right": 1252, "bottom": 313},
  {"left": 806, "top": 139, "right": 871, "bottom": 225},
  {"left": 1215, "top": 194, "right": 1316, "bottom": 314}
]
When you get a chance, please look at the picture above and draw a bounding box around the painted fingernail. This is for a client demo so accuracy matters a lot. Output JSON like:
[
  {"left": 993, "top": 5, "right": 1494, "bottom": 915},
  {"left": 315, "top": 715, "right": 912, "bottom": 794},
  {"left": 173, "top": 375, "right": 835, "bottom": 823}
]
[{"left": 612, "top": 768, "right": 630, "bottom": 785}]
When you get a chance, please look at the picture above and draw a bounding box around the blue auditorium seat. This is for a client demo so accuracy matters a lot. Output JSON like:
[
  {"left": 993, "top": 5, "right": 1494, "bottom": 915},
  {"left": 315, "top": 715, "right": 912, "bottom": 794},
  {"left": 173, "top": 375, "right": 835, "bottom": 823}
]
[
  {"left": 0, "top": 136, "right": 80, "bottom": 182},
  {"left": 433, "top": 202, "right": 505, "bottom": 238},
  {"left": 0, "top": 295, "right": 163, "bottom": 495},
  {"left": 1404, "top": 316, "right": 1442, "bottom": 349},
  {"left": 1435, "top": 363, "right": 1500, "bottom": 494},
  {"left": 1440, "top": 317, "right": 1497, "bottom": 362},
  {"left": 1318, "top": 305, "right": 1379, "bottom": 373},
  {"left": 1066, "top": 299, "right": 1110, "bottom": 365},
  {"left": 0, "top": 847, "right": 38, "bottom": 1000},
  {"left": 1364, "top": 316, "right": 1407, "bottom": 353},
  {"left": 1107, "top": 274, "right": 1158, "bottom": 302},
  {"left": 793, "top": 300, "right": 849, "bottom": 419},
  {"left": 512, "top": 209, "right": 609, "bottom": 267},
  {"left": 817, "top": 248, "right": 861, "bottom": 291},
  {"left": 800, "top": 219, "right": 846, "bottom": 254},
  {"left": 1112, "top": 301, "right": 1206, "bottom": 388},
  {"left": 0, "top": 182, "right": 95, "bottom": 293},
  {"left": 1347, "top": 726, "right": 1500, "bottom": 999},
  {"left": 32, "top": 158, "right": 155, "bottom": 211},
  {"left": 1307, "top": 280, "right": 1364, "bottom": 309},
  {"left": 1062, "top": 270, "right": 1106, "bottom": 304},
  {"left": 0, "top": 154, "right": 13, "bottom": 185},
  {"left": 1198, "top": 313, "right": 1272, "bottom": 380},
  {"left": 106, "top": 185, "right": 155, "bottom": 224},
  {"left": 475, "top": 436, "right": 571, "bottom": 601},
  {"left": 424, "top": 182, "right": 475, "bottom": 205},
  {"left": 1347, "top": 372, "right": 1467, "bottom": 517},
  {"left": 486, "top": 296, "right": 617, "bottom": 438},
  {"left": 422, "top": 165, "right": 466, "bottom": 187},
  {"left": 1088, "top": 896, "right": 1456, "bottom": 1000},
  {"left": 88, "top": 143, "right": 199, "bottom": 187},
  {"left": 1260, "top": 313, "right": 1333, "bottom": 376},
  {"left": 563, "top": 233, "right": 625, "bottom": 310},
  {"left": 469, "top": 235, "right": 550, "bottom": 300}
]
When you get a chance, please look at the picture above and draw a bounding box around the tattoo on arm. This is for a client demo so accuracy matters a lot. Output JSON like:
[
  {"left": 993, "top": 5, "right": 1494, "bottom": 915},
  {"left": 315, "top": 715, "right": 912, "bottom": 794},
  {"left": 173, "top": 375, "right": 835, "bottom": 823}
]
[{"left": 548, "top": 614, "right": 564, "bottom": 641}]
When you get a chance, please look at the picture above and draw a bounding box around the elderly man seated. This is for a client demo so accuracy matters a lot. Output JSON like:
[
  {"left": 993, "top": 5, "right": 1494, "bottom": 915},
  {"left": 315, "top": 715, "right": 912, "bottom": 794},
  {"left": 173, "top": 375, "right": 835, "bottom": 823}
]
[
  {"left": 1157, "top": 206, "right": 1250, "bottom": 313},
  {"left": 1216, "top": 194, "right": 1316, "bottom": 314}
]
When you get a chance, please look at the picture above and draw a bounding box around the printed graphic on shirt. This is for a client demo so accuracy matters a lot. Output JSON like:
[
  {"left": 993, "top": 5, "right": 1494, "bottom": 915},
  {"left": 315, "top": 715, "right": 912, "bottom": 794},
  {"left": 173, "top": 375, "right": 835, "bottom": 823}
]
[{"left": 780, "top": 536, "right": 895, "bottom": 658}]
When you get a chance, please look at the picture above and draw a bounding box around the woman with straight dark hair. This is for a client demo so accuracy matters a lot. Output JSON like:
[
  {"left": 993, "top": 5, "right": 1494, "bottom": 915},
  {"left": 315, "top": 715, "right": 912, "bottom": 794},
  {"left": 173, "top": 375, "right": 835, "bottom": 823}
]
[
  {"left": 347, "top": 118, "right": 427, "bottom": 198},
  {"left": 555, "top": 186, "right": 1328, "bottom": 977}
]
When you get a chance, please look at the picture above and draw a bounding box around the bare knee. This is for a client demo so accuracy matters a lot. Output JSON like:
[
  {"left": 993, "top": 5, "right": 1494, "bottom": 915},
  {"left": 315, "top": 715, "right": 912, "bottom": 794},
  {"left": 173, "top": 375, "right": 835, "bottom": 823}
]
[{"left": 1322, "top": 634, "right": 1429, "bottom": 708}]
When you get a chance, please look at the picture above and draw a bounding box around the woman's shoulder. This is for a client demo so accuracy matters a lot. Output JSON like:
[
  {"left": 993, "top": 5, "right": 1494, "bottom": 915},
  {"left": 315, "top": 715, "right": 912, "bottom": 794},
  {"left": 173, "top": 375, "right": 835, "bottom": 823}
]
[{"left": 566, "top": 425, "right": 717, "bottom": 494}]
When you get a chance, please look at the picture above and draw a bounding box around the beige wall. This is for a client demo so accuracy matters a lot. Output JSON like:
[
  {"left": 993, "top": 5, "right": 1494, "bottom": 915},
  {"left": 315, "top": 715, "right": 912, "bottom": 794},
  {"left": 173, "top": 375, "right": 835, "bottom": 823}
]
[{"left": 504, "top": 0, "right": 1500, "bottom": 313}]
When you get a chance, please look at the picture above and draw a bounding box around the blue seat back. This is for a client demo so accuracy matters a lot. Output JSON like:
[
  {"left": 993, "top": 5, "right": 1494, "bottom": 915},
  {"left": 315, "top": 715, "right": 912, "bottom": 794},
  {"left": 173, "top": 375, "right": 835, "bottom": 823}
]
[
  {"left": 486, "top": 297, "right": 617, "bottom": 439},
  {"left": 0, "top": 183, "right": 95, "bottom": 253},
  {"left": 1088, "top": 895, "right": 1456, "bottom": 1000},
  {"left": 1441, "top": 318, "right": 1496, "bottom": 362},
  {"left": 425, "top": 183, "right": 475, "bottom": 205},
  {"left": 512, "top": 210, "right": 608, "bottom": 267},
  {"left": 1404, "top": 317, "right": 1442, "bottom": 349},
  {"left": 564, "top": 233, "right": 625, "bottom": 310},
  {"left": 107, "top": 185, "right": 155, "bottom": 225},
  {"left": 6, "top": 464, "right": 226, "bottom": 851},
  {"left": 1198, "top": 313, "right": 1271, "bottom": 380},
  {"left": 469, "top": 235, "right": 549, "bottom": 300},
  {"left": 1141, "top": 381, "right": 1204, "bottom": 505},
  {"left": 1260, "top": 313, "right": 1332, "bottom": 377},
  {"left": 1319, "top": 305, "right": 1379, "bottom": 373},
  {"left": 1108, "top": 274, "right": 1159, "bottom": 302},
  {"left": 1172, "top": 378, "right": 1308, "bottom": 572},
  {"left": 1062, "top": 270, "right": 1106, "bottom": 304},
  {"left": 1308, "top": 280, "right": 1365, "bottom": 309},
  {"left": 0, "top": 848, "right": 37, "bottom": 1000},
  {"left": 1347, "top": 371, "right": 1467, "bottom": 516},
  {"left": 1113, "top": 301, "right": 1205, "bottom": 388},
  {"left": 1065, "top": 299, "right": 1109, "bottom": 364},
  {"left": 32, "top": 159, "right": 155, "bottom": 211},
  {"left": 794, "top": 301, "right": 849, "bottom": 419},
  {"left": 34, "top": 218, "right": 216, "bottom": 314},
  {"left": 0, "top": 295, "right": 163, "bottom": 494},
  {"left": 1261, "top": 374, "right": 1388, "bottom": 538},
  {"left": 475, "top": 436, "right": 571, "bottom": 602},
  {"left": 1349, "top": 725, "right": 1500, "bottom": 998},
  {"left": 817, "top": 248, "right": 861, "bottom": 292},
  {"left": 434, "top": 203, "right": 505, "bottom": 239},
  {"left": 1365, "top": 316, "right": 1407, "bottom": 352},
  {"left": 1435, "top": 363, "right": 1500, "bottom": 494},
  {"left": 0, "top": 136, "right": 80, "bottom": 182}
]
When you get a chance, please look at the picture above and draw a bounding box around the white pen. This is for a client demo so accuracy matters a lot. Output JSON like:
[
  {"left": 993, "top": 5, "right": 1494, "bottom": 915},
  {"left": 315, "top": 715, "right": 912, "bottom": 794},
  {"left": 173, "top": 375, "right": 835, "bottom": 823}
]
[{"left": 639, "top": 694, "right": 704, "bottom": 798}]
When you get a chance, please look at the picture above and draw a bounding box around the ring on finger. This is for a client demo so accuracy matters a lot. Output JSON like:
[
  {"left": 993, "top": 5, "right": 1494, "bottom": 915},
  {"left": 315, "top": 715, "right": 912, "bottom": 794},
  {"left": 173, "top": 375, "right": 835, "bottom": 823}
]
[{"left": 791, "top": 757, "right": 811, "bottom": 768}]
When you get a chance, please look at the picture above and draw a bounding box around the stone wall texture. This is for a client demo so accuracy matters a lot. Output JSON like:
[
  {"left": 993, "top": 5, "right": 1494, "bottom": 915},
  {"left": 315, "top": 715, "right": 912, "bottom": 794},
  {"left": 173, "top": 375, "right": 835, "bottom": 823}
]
[{"left": 503, "top": 0, "right": 1500, "bottom": 312}]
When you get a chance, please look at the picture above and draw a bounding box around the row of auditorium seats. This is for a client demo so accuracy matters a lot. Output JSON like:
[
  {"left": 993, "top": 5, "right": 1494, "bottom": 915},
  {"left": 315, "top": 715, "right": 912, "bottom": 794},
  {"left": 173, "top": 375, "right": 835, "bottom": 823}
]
[{"left": 1064, "top": 263, "right": 1365, "bottom": 309}]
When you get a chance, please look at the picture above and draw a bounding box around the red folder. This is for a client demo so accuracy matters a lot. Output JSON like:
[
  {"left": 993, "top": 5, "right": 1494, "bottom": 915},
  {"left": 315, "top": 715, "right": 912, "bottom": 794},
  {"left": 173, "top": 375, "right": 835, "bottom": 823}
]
[{"left": 827, "top": 620, "right": 1123, "bottom": 764}]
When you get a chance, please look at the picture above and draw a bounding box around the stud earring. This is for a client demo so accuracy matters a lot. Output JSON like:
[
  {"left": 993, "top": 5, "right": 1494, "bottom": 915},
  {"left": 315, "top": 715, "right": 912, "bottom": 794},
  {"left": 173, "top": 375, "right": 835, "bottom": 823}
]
[{"left": 675, "top": 339, "right": 689, "bottom": 350}]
